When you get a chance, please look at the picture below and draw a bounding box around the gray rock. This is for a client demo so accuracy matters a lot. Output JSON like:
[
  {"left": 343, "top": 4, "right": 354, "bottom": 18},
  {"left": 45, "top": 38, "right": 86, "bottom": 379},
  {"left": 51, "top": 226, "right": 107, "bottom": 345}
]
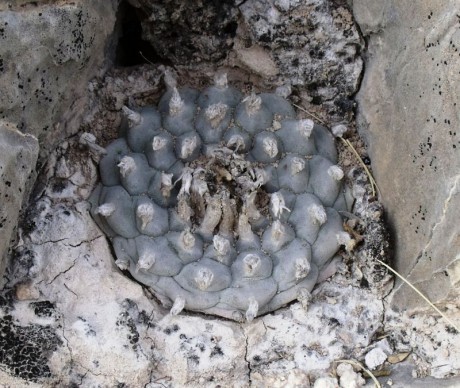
[
  {"left": 0, "top": 122, "right": 38, "bottom": 286},
  {"left": 354, "top": 1, "right": 460, "bottom": 310},
  {"left": 0, "top": 0, "right": 117, "bottom": 282},
  {"left": 0, "top": 1, "right": 117, "bottom": 162},
  {"left": 378, "top": 363, "right": 460, "bottom": 388},
  {"left": 238, "top": 0, "right": 364, "bottom": 121}
]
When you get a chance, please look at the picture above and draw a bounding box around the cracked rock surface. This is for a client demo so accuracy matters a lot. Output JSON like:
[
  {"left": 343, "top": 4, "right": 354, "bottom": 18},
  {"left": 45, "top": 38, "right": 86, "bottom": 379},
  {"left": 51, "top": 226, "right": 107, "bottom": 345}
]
[
  {"left": 0, "top": 122, "right": 39, "bottom": 288},
  {"left": 2, "top": 0, "right": 459, "bottom": 385},
  {"left": 0, "top": 0, "right": 117, "bottom": 283},
  {"left": 0, "top": 70, "right": 391, "bottom": 387}
]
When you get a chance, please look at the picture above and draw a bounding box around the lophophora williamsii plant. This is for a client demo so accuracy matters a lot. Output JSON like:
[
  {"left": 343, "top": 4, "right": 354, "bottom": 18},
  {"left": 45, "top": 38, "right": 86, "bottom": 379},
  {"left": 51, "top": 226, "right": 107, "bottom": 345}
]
[{"left": 89, "top": 72, "right": 354, "bottom": 322}]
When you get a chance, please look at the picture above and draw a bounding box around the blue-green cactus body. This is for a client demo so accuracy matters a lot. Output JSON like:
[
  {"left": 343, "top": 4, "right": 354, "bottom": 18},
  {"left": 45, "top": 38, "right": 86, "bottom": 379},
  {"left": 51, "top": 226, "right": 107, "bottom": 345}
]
[{"left": 89, "top": 76, "right": 352, "bottom": 322}]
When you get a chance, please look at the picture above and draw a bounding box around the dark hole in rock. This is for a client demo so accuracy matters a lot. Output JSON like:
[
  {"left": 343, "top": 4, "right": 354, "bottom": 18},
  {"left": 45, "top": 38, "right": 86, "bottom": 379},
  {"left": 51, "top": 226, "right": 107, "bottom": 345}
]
[{"left": 115, "top": 1, "right": 160, "bottom": 67}]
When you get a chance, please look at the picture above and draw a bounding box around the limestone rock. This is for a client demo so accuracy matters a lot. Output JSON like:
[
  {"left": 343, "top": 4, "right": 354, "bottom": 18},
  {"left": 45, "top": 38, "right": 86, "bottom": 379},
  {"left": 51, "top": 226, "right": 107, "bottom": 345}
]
[
  {"left": 336, "top": 363, "right": 365, "bottom": 387},
  {"left": 0, "top": 0, "right": 117, "bottom": 162},
  {"left": 238, "top": 0, "right": 364, "bottom": 121},
  {"left": 0, "top": 0, "right": 117, "bottom": 284},
  {"left": 0, "top": 122, "right": 38, "bottom": 286},
  {"left": 364, "top": 347, "right": 387, "bottom": 370},
  {"left": 354, "top": 1, "right": 460, "bottom": 310}
]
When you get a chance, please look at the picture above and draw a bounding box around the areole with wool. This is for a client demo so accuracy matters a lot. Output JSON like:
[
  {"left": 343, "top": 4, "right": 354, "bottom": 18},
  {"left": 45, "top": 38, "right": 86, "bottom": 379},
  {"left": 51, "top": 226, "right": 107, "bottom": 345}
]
[{"left": 89, "top": 72, "right": 355, "bottom": 322}]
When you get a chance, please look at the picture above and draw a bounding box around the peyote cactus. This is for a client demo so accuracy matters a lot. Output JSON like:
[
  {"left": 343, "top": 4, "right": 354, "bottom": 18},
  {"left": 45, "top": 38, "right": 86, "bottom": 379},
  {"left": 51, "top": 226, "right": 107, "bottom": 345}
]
[{"left": 89, "top": 72, "right": 353, "bottom": 322}]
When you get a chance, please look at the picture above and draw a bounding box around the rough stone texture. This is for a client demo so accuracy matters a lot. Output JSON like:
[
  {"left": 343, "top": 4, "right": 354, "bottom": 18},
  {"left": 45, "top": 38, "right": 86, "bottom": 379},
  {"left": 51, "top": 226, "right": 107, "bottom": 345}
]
[
  {"left": 0, "top": 82, "right": 389, "bottom": 386},
  {"left": 0, "top": 313, "right": 62, "bottom": 382},
  {"left": 3, "top": 139, "right": 158, "bottom": 386},
  {"left": 385, "top": 307, "right": 460, "bottom": 380},
  {"left": 129, "top": 0, "right": 364, "bottom": 123},
  {"left": 3, "top": 61, "right": 458, "bottom": 385},
  {"left": 0, "top": 0, "right": 118, "bottom": 284},
  {"left": 377, "top": 364, "right": 460, "bottom": 388},
  {"left": 127, "top": 0, "right": 239, "bottom": 64},
  {"left": 0, "top": 122, "right": 38, "bottom": 287},
  {"left": 0, "top": 0, "right": 117, "bottom": 162},
  {"left": 354, "top": 1, "right": 460, "bottom": 311},
  {"left": 2, "top": 0, "right": 459, "bottom": 384},
  {"left": 237, "top": 0, "right": 364, "bottom": 121}
]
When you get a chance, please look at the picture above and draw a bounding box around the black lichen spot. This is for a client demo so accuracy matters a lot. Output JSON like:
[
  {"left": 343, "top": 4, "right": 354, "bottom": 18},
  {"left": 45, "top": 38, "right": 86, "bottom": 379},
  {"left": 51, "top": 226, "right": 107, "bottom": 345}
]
[
  {"left": 0, "top": 315, "right": 62, "bottom": 382},
  {"left": 10, "top": 248, "right": 36, "bottom": 279},
  {"left": 0, "top": 290, "right": 14, "bottom": 313},
  {"left": 259, "top": 32, "right": 272, "bottom": 43},
  {"left": 210, "top": 345, "right": 224, "bottom": 357},
  {"left": 329, "top": 317, "right": 340, "bottom": 326},
  {"left": 52, "top": 179, "right": 67, "bottom": 193},
  {"left": 188, "top": 354, "right": 200, "bottom": 365},
  {"left": 137, "top": 310, "right": 151, "bottom": 326},
  {"left": 162, "top": 324, "right": 180, "bottom": 335},
  {"left": 116, "top": 311, "right": 140, "bottom": 348},
  {"left": 30, "top": 301, "right": 56, "bottom": 318}
]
